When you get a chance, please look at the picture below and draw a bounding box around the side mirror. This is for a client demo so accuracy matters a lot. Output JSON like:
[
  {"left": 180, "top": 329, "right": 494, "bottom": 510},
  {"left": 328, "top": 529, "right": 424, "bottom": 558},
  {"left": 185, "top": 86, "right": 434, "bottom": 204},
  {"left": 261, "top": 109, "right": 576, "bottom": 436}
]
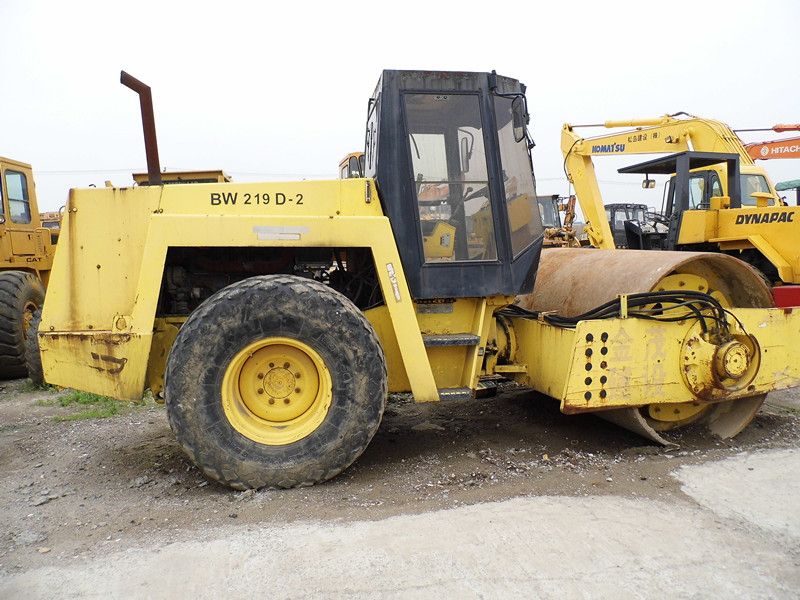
[
  {"left": 460, "top": 136, "right": 470, "bottom": 173},
  {"left": 0, "top": 215, "right": 5, "bottom": 224},
  {"left": 511, "top": 96, "right": 527, "bottom": 143},
  {"left": 642, "top": 178, "right": 656, "bottom": 189}
]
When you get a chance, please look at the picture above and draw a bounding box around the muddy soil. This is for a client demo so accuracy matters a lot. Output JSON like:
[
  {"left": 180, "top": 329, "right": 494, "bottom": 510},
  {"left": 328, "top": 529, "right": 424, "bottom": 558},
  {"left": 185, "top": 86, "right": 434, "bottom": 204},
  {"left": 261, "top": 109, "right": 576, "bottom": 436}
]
[{"left": 1, "top": 378, "right": 798, "bottom": 574}]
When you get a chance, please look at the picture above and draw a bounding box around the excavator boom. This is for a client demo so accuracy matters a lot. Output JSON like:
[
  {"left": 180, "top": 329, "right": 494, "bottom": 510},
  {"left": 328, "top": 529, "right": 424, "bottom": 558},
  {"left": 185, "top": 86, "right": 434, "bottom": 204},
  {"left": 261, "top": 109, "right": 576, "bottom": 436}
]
[{"left": 562, "top": 114, "right": 778, "bottom": 250}]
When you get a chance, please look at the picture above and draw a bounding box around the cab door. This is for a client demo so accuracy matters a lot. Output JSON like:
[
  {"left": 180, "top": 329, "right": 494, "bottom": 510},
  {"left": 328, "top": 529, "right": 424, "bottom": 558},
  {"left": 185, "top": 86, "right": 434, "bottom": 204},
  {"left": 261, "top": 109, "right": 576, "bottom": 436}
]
[{"left": 4, "top": 168, "right": 37, "bottom": 255}]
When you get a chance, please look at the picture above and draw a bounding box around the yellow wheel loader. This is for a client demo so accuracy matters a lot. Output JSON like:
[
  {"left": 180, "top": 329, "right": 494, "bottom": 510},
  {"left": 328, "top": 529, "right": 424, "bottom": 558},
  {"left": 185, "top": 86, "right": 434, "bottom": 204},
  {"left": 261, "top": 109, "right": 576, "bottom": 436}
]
[
  {"left": 0, "top": 157, "right": 54, "bottom": 379},
  {"left": 35, "top": 71, "right": 800, "bottom": 489}
]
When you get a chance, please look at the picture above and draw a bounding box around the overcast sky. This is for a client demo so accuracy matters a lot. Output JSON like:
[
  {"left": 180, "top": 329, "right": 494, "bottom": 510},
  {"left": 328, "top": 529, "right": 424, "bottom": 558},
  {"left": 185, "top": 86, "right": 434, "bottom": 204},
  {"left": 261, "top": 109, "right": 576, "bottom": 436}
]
[{"left": 2, "top": 0, "right": 799, "bottom": 212}]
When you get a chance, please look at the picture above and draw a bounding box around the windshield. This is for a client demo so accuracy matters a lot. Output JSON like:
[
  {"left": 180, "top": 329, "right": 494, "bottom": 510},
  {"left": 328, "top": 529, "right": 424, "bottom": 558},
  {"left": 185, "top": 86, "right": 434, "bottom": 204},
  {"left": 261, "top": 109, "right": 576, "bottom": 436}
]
[
  {"left": 740, "top": 174, "right": 771, "bottom": 206},
  {"left": 404, "top": 93, "right": 497, "bottom": 262},
  {"left": 537, "top": 198, "right": 559, "bottom": 228},
  {"left": 613, "top": 209, "right": 626, "bottom": 230},
  {"left": 494, "top": 96, "right": 542, "bottom": 256},
  {"left": 4, "top": 170, "right": 31, "bottom": 224}
]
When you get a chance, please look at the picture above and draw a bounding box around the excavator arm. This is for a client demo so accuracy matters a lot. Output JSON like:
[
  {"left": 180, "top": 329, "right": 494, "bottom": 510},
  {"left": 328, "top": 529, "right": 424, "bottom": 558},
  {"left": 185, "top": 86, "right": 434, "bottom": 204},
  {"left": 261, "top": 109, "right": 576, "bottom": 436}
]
[
  {"left": 561, "top": 114, "right": 765, "bottom": 249},
  {"left": 742, "top": 123, "right": 800, "bottom": 160},
  {"left": 746, "top": 136, "right": 800, "bottom": 160}
]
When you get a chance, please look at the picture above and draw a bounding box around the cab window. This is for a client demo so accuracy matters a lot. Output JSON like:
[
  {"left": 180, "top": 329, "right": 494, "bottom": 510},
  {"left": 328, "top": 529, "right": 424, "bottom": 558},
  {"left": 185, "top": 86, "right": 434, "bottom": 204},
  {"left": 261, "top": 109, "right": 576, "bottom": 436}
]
[
  {"left": 613, "top": 209, "right": 626, "bottom": 229},
  {"left": 710, "top": 173, "right": 723, "bottom": 197},
  {"left": 741, "top": 174, "right": 770, "bottom": 206},
  {"left": 688, "top": 175, "right": 705, "bottom": 209},
  {"left": 494, "top": 96, "right": 541, "bottom": 256},
  {"left": 348, "top": 156, "right": 361, "bottom": 178},
  {"left": 537, "top": 198, "right": 558, "bottom": 228},
  {"left": 0, "top": 174, "right": 5, "bottom": 223},
  {"left": 404, "top": 93, "right": 497, "bottom": 262},
  {"left": 5, "top": 171, "right": 31, "bottom": 224}
]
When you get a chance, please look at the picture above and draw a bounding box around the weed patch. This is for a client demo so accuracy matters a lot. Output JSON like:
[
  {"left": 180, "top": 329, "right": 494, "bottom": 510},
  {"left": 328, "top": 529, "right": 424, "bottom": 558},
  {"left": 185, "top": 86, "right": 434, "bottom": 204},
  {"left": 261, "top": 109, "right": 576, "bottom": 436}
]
[
  {"left": 21, "top": 380, "right": 57, "bottom": 393},
  {"left": 52, "top": 391, "right": 130, "bottom": 421}
]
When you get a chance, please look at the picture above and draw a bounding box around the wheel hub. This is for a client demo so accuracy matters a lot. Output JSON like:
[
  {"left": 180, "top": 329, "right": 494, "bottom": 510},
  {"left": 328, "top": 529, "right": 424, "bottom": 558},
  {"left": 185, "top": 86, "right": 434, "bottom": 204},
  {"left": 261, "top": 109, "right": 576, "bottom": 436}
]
[
  {"left": 222, "top": 337, "right": 332, "bottom": 445},
  {"left": 238, "top": 344, "right": 320, "bottom": 422},
  {"left": 264, "top": 367, "right": 295, "bottom": 398},
  {"left": 21, "top": 301, "right": 38, "bottom": 341},
  {"left": 715, "top": 341, "right": 749, "bottom": 379}
]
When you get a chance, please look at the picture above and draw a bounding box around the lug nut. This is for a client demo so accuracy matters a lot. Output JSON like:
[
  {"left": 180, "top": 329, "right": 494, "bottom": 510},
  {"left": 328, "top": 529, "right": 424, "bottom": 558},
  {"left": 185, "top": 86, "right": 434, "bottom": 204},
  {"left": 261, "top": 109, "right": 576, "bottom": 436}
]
[
  {"left": 257, "top": 373, "right": 264, "bottom": 380},
  {"left": 283, "top": 362, "right": 290, "bottom": 369},
  {"left": 295, "top": 388, "right": 301, "bottom": 394},
  {"left": 283, "top": 398, "right": 290, "bottom": 404},
  {"left": 269, "top": 362, "right": 275, "bottom": 368},
  {"left": 268, "top": 399, "right": 275, "bottom": 405},
  {"left": 257, "top": 389, "right": 264, "bottom": 395}
]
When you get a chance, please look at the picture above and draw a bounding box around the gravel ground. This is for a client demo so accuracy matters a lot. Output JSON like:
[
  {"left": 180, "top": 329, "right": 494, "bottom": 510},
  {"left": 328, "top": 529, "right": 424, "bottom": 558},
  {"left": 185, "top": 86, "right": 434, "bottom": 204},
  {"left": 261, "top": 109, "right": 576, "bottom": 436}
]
[{"left": 0, "top": 379, "right": 798, "bottom": 598}]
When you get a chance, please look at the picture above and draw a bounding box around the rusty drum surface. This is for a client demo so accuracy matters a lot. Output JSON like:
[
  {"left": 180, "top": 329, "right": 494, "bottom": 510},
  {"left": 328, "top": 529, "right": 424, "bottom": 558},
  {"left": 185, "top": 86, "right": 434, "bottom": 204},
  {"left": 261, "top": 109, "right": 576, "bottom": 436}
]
[{"left": 520, "top": 248, "right": 774, "bottom": 316}]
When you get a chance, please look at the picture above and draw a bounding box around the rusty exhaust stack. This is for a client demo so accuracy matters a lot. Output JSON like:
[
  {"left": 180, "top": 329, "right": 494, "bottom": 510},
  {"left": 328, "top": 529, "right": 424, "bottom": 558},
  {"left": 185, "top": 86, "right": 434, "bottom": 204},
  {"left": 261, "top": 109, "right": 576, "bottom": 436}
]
[{"left": 120, "top": 70, "right": 162, "bottom": 186}]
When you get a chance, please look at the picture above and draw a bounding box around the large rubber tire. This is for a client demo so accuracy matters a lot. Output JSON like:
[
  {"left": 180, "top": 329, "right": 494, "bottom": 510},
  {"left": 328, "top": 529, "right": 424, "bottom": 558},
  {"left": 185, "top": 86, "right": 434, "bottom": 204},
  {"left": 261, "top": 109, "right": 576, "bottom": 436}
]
[
  {"left": 0, "top": 271, "right": 45, "bottom": 380},
  {"left": 25, "top": 308, "right": 45, "bottom": 387},
  {"left": 164, "top": 275, "right": 387, "bottom": 489}
]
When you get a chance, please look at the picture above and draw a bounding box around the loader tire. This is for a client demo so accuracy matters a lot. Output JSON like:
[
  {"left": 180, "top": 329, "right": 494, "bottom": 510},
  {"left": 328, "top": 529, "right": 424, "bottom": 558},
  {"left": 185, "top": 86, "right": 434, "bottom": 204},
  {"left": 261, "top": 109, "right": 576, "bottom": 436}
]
[
  {"left": 164, "top": 275, "right": 387, "bottom": 490},
  {"left": 0, "top": 271, "right": 45, "bottom": 380},
  {"left": 25, "top": 308, "right": 45, "bottom": 387}
]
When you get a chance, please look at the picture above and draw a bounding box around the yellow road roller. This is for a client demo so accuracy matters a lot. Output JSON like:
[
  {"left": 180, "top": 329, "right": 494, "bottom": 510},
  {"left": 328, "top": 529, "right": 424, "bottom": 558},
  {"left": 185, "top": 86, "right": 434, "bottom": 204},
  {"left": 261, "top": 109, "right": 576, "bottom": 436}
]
[{"left": 35, "top": 70, "right": 800, "bottom": 489}]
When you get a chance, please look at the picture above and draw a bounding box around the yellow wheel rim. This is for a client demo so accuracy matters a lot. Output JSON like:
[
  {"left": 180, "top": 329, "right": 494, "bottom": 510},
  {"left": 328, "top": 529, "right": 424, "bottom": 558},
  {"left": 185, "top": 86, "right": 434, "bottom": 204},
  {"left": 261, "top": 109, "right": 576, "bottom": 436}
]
[
  {"left": 221, "top": 337, "right": 332, "bottom": 445},
  {"left": 22, "top": 301, "right": 37, "bottom": 341},
  {"left": 652, "top": 273, "right": 732, "bottom": 310},
  {"left": 644, "top": 272, "right": 729, "bottom": 429}
]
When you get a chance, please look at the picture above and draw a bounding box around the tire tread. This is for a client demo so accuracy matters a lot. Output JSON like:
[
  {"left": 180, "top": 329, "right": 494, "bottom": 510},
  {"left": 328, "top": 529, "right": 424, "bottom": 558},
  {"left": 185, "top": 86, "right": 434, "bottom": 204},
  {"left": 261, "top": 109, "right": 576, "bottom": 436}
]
[{"left": 164, "top": 275, "right": 387, "bottom": 489}]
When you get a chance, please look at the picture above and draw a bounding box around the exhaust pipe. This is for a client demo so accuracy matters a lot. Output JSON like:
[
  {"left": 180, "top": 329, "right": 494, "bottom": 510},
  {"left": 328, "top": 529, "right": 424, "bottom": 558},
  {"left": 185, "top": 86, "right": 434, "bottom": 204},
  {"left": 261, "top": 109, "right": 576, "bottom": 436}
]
[{"left": 120, "top": 71, "right": 162, "bottom": 186}]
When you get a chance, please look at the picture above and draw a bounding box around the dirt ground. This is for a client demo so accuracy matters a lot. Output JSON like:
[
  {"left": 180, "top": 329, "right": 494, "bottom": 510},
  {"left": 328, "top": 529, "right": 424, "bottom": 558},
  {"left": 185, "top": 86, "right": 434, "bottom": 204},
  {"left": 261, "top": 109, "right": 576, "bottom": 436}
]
[{"left": 1, "top": 379, "right": 799, "bottom": 596}]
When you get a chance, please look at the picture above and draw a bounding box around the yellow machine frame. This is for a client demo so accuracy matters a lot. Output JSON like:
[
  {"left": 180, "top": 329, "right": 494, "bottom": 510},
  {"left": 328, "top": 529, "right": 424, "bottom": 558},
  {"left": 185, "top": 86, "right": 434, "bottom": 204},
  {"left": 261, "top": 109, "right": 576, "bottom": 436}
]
[{"left": 39, "top": 178, "right": 800, "bottom": 415}]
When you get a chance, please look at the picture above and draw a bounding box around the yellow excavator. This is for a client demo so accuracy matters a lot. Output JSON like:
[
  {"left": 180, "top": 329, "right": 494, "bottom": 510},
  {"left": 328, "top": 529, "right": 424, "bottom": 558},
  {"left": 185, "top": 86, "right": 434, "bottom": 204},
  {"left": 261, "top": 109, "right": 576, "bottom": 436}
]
[{"left": 562, "top": 113, "right": 800, "bottom": 304}]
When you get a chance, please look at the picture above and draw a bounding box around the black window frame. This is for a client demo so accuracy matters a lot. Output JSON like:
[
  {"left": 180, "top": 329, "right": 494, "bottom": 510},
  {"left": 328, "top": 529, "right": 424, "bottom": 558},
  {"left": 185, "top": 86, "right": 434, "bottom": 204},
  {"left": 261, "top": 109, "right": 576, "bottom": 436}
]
[{"left": 0, "top": 170, "right": 5, "bottom": 223}]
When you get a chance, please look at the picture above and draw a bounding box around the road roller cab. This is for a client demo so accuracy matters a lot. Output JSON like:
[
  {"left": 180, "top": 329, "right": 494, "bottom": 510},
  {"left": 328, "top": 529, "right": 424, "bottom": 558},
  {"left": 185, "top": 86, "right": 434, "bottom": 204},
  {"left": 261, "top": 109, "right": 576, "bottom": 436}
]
[
  {"left": 35, "top": 70, "right": 800, "bottom": 490},
  {"left": 367, "top": 70, "right": 542, "bottom": 299}
]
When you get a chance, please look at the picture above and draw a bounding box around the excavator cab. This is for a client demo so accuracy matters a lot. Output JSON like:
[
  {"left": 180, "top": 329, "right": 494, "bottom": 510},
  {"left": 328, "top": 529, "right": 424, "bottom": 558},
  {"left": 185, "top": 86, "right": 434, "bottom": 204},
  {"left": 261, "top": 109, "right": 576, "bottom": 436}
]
[
  {"left": 366, "top": 70, "right": 544, "bottom": 299},
  {"left": 338, "top": 152, "right": 364, "bottom": 179}
]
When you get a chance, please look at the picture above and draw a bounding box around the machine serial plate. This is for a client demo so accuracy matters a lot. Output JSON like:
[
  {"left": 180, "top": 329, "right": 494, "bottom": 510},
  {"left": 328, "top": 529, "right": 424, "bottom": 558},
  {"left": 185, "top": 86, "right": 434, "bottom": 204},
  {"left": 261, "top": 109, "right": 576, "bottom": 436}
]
[{"left": 210, "top": 192, "right": 304, "bottom": 206}]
